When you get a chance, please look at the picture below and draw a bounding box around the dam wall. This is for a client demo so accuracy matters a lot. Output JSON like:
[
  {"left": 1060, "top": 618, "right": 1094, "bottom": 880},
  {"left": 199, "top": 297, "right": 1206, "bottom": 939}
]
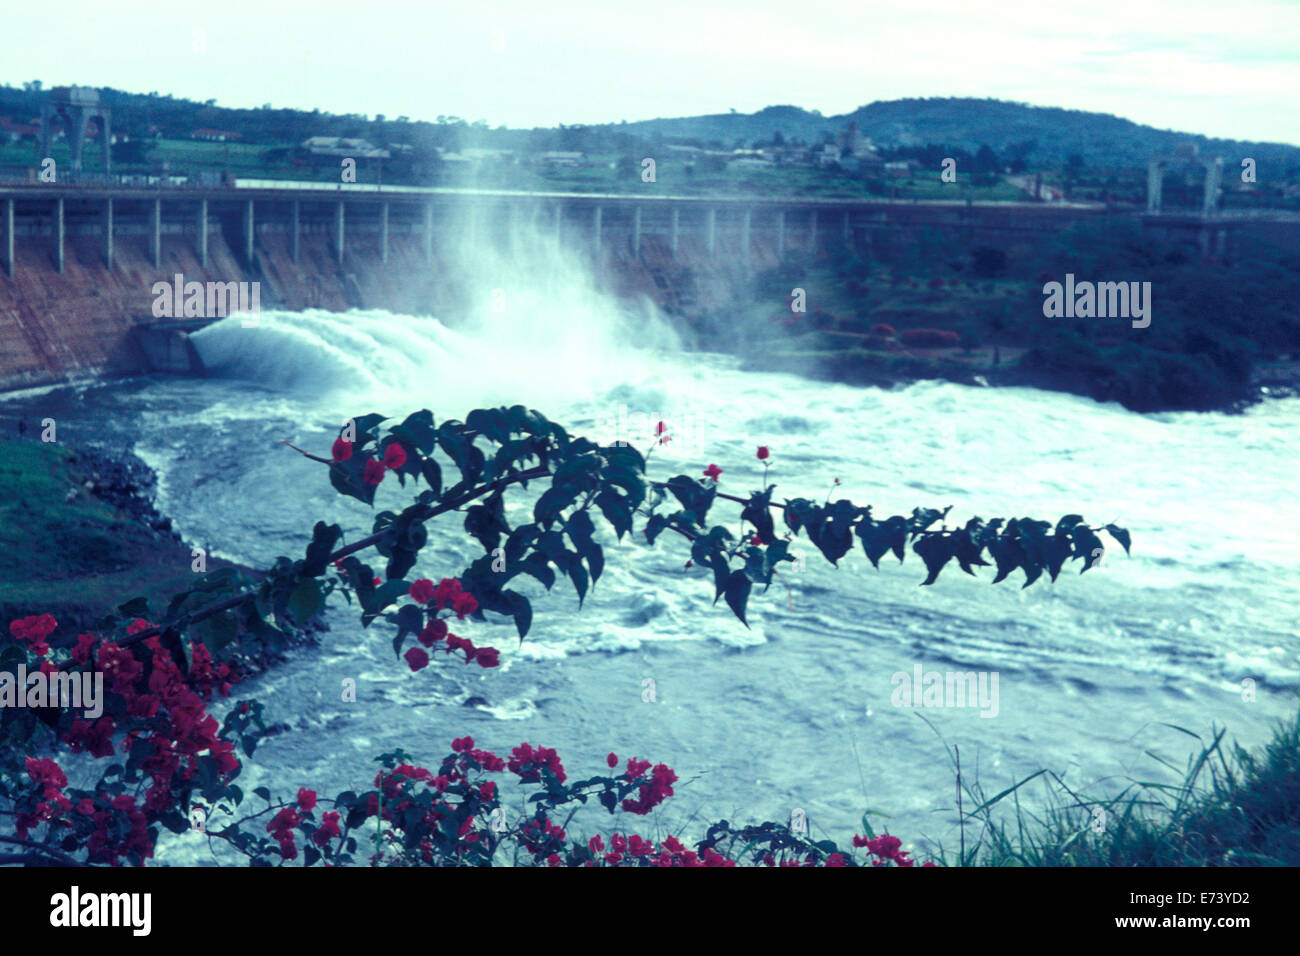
[{"left": 6, "top": 182, "right": 1269, "bottom": 392}]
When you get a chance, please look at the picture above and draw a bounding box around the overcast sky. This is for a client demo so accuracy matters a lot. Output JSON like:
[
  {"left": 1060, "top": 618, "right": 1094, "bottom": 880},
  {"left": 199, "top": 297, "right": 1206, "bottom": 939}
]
[{"left": 3, "top": 0, "right": 1297, "bottom": 145}]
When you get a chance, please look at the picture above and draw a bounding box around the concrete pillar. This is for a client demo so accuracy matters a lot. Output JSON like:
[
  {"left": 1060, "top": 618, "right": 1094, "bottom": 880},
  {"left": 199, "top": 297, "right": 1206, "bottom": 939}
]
[
  {"left": 1203, "top": 158, "right": 1223, "bottom": 217},
  {"left": 3, "top": 198, "right": 12, "bottom": 279},
  {"left": 809, "top": 209, "right": 817, "bottom": 249},
  {"left": 423, "top": 202, "right": 433, "bottom": 264},
  {"left": 706, "top": 207, "right": 716, "bottom": 257},
  {"left": 55, "top": 198, "right": 65, "bottom": 274},
  {"left": 242, "top": 199, "right": 254, "bottom": 267},
  {"left": 775, "top": 209, "right": 785, "bottom": 259},
  {"left": 1147, "top": 160, "right": 1163, "bottom": 213},
  {"left": 380, "top": 202, "right": 389, "bottom": 263},
  {"left": 741, "top": 208, "right": 751, "bottom": 269},
  {"left": 632, "top": 205, "right": 641, "bottom": 256},
  {"left": 101, "top": 113, "right": 111, "bottom": 173},
  {"left": 151, "top": 198, "right": 161, "bottom": 269},
  {"left": 670, "top": 207, "right": 679, "bottom": 257},
  {"left": 197, "top": 199, "right": 207, "bottom": 268},
  {"left": 334, "top": 200, "right": 344, "bottom": 264},
  {"left": 593, "top": 205, "right": 602, "bottom": 253},
  {"left": 291, "top": 200, "right": 300, "bottom": 264},
  {"left": 103, "top": 198, "right": 113, "bottom": 271}
]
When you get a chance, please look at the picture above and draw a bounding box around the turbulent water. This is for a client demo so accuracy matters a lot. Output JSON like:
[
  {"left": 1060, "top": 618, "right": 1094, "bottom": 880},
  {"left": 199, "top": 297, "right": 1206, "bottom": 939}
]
[{"left": 4, "top": 234, "right": 1298, "bottom": 865}]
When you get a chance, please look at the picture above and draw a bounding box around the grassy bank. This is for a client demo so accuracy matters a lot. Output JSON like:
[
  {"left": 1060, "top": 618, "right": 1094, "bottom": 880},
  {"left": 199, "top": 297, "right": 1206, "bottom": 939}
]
[
  {"left": 927, "top": 711, "right": 1300, "bottom": 866},
  {"left": 0, "top": 439, "right": 228, "bottom": 630}
]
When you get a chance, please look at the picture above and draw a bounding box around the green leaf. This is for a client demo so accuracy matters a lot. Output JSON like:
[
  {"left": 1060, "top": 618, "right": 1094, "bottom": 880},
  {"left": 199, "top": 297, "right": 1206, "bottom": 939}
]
[
  {"left": 504, "top": 590, "right": 533, "bottom": 641},
  {"left": 420, "top": 457, "right": 442, "bottom": 496},
  {"left": 723, "top": 570, "right": 752, "bottom": 627},
  {"left": 287, "top": 579, "right": 325, "bottom": 623},
  {"left": 329, "top": 457, "right": 377, "bottom": 506},
  {"left": 1105, "top": 524, "right": 1132, "bottom": 556},
  {"left": 594, "top": 488, "right": 633, "bottom": 539},
  {"left": 192, "top": 609, "right": 239, "bottom": 652},
  {"left": 302, "top": 522, "right": 343, "bottom": 577},
  {"left": 391, "top": 410, "right": 435, "bottom": 454},
  {"left": 568, "top": 559, "right": 589, "bottom": 607},
  {"left": 913, "top": 534, "right": 956, "bottom": 586}
]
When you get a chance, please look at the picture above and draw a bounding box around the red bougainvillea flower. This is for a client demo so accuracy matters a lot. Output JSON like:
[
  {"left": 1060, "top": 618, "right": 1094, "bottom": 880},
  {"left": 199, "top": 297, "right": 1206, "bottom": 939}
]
[
  {"left": 409, "top": 578, "right": 435, "bottom": 605},
  {"left": 453, "top": 592, "right": 478, "bottom": 620},
  {"left": 363, "top": 458, "right": 386, "bottom": 485},
  {"left": 10, "top": 614, "right": 58, "bottom": 656},
  {"left": 404, "top": 647, "right": 429, "bottom": 672},
  {"left": 382, "top": 443, "right": 407, "bottom": 470},
  {"left": 331, "top": 437, "right": 352, "bottom": 462},
  {"left": 655, "top": 421, "right": 671, "bottom": 445},
  {"left": 756, "top": 446, "right": 770, "bottom": 460},
  {"left": 702, "top": 463, "right": 722, "bottom": 483},
  {"left": 372, "top": 576, "right": 382, "bottom": 587},
  {"left": 607, "top": 752, "right": 619, "bottom": 769},
  {"left": 418, "top": 618, "right": 448, "bottom": 646},
  {"left": 297, "top": 788, "right": 317, "bottom": 812},
  {"left": 432, "top": 578, "right": 464, "bottom": 611},
  {"left": 474, "top": 647, "right": 500, "bottom": 668},
  {"left": 126, "top": 618, "right": 153, "bottom": 636},
  {"left": 589, "top": 834, "right": 605, "bottom": 854},
  {"left": 314, "top": 811, "right": 342, "bottom": 845},
  {"left": 72, "top": 632, "right": 98, "bottom": 665}
]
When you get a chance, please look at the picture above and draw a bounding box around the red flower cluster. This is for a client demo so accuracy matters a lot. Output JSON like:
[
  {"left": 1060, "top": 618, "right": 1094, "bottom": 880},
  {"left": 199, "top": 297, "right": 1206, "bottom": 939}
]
[
  {"left": 382, "top": 443, "right": 407, "bottom": 470},
  {"left": 621, "top": 762, "right": 677, "bottom": 815},
  {"left": 432, "top": 578, "right": 478, "bottom": 619},
  {"left": 314, "top": 811, "right": 342, "bottom": 846},
  {"left": 756, "top": 446, "right": 770, "bottom": 461},
  {"left": 331, "top": 437, "right": 353, "bottom": 462},
  {"left": 654, "top": 421, "right": 671, "bottom": 445},
  {"left": 852, "top": 833, "right": 927, "bottom": 867},
  {"left": 409, "top": 578, "right": 437, "bottom": 605},
  {"left": 521, "top": 814, "right": 567, "bottom": 855},
  {"left": 61, "top": 630, "right": 240, "bottom": 825},
  {"left": 268, "top": 807, "right": 301, "bottom": 860},
  {"left": 702, "top": 463, "right": 722, "bottom": 483},
  {"left": 508, "top": 742, "right": 567, "bottom": 784},
  {"left": 10, "top": 614, "right": 57, "bottom": 656}
]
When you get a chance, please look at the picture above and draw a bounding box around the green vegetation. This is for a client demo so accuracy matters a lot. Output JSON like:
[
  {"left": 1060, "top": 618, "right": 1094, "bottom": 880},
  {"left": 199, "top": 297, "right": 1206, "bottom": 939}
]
[
  {"left": 929, "top": 711, "right": 1300, "bottom": 866},
  {"left": 716, "top": 220, "right": 1300, "bottom": 411},
  {"left": 0, "top": 440, "right": 219, "bottom": 629}
]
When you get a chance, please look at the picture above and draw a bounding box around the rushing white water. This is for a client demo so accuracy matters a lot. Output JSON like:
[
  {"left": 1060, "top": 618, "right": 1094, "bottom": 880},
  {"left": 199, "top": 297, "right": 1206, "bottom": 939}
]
[{"left": 4, "top": 229, "right": 1297, "bottom": 864}]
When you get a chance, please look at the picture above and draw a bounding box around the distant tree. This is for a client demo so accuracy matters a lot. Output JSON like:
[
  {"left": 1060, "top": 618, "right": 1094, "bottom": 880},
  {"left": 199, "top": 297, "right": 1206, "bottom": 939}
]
[
  {"left": 973, "top": 144, "right": 1000, "bottom": 186},
  {"left": 1065, "top": 152, "right": 1085, "bottom": 198}
]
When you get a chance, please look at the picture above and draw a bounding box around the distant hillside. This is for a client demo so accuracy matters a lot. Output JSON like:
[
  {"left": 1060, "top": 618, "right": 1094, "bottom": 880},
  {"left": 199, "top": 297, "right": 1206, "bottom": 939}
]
[
  {"left": 602, "top": 98, "right": 1300, "bottom": 169},
  {"left": 3, "top": 83, "right": 1296, "bottom": 175}
]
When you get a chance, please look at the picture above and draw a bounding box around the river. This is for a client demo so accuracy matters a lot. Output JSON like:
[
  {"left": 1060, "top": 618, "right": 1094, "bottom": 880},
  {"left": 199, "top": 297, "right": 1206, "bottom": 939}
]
[{"left": 3, "top": 240, "right": 1297, "bottom": 865}]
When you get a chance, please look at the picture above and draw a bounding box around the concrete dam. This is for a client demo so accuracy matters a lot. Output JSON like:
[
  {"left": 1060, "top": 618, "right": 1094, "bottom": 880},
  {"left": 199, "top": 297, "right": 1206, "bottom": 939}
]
[{"left": 0, "top": 179, "right": 1282, "bottom": 391}]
